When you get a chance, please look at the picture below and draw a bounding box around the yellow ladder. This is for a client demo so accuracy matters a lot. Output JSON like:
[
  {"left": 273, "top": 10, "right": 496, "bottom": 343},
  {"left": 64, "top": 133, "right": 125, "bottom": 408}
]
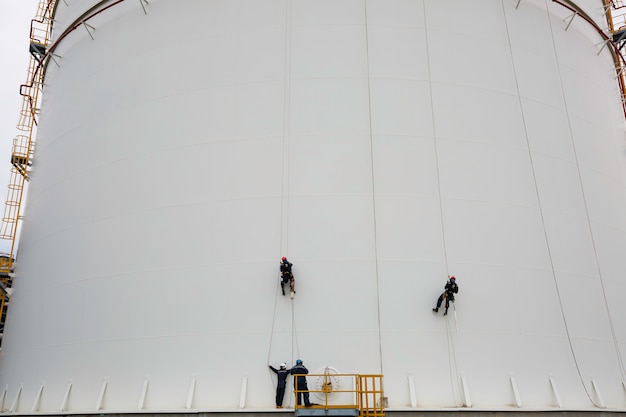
[{"left": 0, "top": 0, "right": 57, "bottom": 336}]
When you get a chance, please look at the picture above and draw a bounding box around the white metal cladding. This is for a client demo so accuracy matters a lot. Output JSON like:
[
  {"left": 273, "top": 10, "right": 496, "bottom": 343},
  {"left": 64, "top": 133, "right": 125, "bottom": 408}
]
[{"left": 0, "top": 0, "right": 625, "bottom": 413}]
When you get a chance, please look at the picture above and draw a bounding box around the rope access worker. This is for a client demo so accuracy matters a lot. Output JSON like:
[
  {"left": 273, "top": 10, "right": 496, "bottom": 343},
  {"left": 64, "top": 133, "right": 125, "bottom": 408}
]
[
  {"left": 280, "top": 256, "right": 295, "bottom": 296},
  {"left": 269, "top": 362, "right": 291, "bottom": 408},
  {"left": 290, "top": 359, "right": 312, "bottom": 407},
  {"left": 432, "top": 275, "right": 458, "bottom": 316}
]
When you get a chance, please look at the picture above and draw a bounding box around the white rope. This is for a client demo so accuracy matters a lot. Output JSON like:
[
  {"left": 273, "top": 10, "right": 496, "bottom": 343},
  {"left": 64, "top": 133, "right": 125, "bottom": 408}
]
[
  {"left": 279, "top": 0, "right": 292, "bottom": 259},
  {"left": 266, "top": 274, "right": 283, "bottom": 401},
  {"left": 504, "top": 0, "right": 600, "bottom": 405},
  {"left": 291, "top": 299, "right": 301, "bottom": 361},
  {"left": 421, "top": 1, "right": 458, "bottom": 402},
  {"left": 445, "top": 311, "right": 461, "bottom": 406},
  {"left": 267, "top": 0, "right": 295, "bottom": 404},
  {"left": 422, "top": 3, "right": 450, "bottom": 277},
  {"left": 267, "top": 275, "right": 281, "bottom": 364},
  {"left": 362, "top": 0, "right": 384, "bottom": 377}
]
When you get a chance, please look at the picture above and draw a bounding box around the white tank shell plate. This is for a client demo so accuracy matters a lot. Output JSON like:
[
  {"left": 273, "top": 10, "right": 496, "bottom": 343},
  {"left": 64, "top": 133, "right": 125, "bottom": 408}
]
[{"left": 0, "top": 0, "right": 625, "bottom": 413}]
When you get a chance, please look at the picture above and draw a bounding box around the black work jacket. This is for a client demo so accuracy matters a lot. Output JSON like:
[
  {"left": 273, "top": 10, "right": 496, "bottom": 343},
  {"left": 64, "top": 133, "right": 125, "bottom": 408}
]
[
  {"left": 290, "top": 364, "right": 309, "bottom": 388},
  {"left": 280, "top": 261, "right": 293, "bottom": 275},
  {"left": 445, "top": 281, "right": 458, "bottom": 296},
  {"left": 269, "top": 366, "right": 291, "bottom": 387}
]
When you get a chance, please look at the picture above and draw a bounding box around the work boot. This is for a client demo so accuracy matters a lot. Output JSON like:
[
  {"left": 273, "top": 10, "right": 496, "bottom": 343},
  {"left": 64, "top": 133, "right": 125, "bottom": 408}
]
[
  {"left": 432, "top": 308, "right": 438, "bottom": 313},
  {"left": 443, "top": 309, "right": 448, "bottom": 316}
]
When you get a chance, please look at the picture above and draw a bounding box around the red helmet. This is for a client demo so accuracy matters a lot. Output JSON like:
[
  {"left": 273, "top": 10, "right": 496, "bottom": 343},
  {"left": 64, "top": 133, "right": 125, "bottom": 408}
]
[
  {"left": 449, "top": 276, "right": 456, "bottom": 280},
  {"left": 281, "top": 256, "right": 287, "bottom": 261}
]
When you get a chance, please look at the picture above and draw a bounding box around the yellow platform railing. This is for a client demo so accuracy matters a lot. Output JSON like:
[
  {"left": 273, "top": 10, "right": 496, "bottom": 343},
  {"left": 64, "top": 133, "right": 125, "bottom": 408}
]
[{"left": 294, "top": 373, "right": 384, "bottom": 417}]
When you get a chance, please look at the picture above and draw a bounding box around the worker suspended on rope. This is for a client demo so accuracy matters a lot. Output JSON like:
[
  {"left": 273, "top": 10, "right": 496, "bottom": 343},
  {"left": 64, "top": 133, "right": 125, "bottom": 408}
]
[
  {"left": 432, "top": 275, "right": 458, "bottom": 316},
  {"left": 269, "top": 362, "right": 292, "bottom": 408},
  {"left": 280, "top": 257, "right": 295, "bottom": 297}
]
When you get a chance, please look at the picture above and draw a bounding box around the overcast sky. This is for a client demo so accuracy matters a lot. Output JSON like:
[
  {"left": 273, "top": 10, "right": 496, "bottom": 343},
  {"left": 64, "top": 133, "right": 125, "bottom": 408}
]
[{"left": 0, "top": 0, "right": 40, "bottom": 253}]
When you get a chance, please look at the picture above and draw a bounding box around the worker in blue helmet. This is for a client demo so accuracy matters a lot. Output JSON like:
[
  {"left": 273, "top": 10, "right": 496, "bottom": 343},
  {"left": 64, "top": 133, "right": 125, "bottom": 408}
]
[{"left": 290, "top": 359, "right": 312, "bottom": 407}]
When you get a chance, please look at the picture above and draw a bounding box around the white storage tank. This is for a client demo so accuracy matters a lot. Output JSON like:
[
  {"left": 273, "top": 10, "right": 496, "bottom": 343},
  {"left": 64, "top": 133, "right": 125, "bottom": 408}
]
[{"left": 0, "top": 0, "right": 625, "bottom": 413}]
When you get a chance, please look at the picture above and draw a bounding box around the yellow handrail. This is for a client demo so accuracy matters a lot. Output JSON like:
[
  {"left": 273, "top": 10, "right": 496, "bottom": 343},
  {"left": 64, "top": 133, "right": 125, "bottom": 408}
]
[{"left": 294, "top": 373, "right": 384, "bottom": 417}]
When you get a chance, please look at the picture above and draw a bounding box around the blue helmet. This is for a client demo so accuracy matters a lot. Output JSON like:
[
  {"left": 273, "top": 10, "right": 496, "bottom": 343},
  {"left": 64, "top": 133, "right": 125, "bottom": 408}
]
[{"left": 296, "top": 359, "right": 303, "bottom": 365}]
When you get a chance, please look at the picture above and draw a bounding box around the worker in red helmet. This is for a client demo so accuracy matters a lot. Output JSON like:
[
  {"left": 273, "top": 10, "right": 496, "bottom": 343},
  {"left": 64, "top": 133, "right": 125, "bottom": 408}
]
[
  {"left": 279, "top": 257, "right": 295, "bottom": 297},
  {"left": 433, "top": 275, "right": 458, "bottom": 316}
]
